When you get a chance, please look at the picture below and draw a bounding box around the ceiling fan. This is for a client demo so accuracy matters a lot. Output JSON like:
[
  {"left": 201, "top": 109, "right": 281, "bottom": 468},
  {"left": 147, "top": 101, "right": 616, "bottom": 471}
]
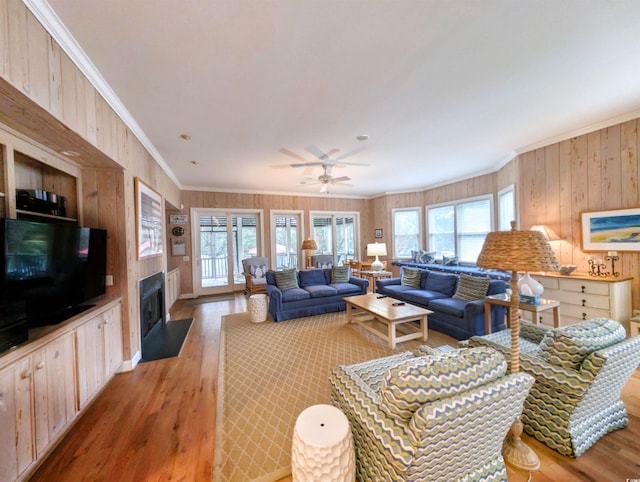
[{"left": 299, "top": 164, "right": 352, "bottom": 193}]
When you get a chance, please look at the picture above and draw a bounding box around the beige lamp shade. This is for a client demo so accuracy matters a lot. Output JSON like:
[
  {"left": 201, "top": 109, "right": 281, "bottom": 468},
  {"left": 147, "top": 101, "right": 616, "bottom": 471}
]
[{"left": 367, "top": 242, "right": 387, "bottom": 271}]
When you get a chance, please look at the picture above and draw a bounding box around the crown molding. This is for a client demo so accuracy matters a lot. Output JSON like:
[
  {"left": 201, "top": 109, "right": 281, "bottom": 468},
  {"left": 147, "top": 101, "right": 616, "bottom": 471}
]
[{"left": 22, "top": 0, "right": 182, "bottom": 188}]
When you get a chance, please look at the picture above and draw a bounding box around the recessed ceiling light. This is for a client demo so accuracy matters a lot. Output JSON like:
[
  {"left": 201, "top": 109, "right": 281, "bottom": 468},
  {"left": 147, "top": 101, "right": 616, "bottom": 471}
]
[
  {"left": 180, "top": 134, "right": 191, "bottom": 140},
  {"left": 356, "top": 134, "right": 369, "bottom": 141},
  {"left": 190, "top": 160, "right": 197, "bottom": 165},
  {"left": 60, "top": 150, "right": 80, "bottom": 157}
]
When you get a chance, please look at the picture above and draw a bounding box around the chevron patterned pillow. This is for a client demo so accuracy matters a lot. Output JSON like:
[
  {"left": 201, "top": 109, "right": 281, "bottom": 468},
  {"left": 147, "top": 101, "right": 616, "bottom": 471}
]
[
  {"left": 453, "top": 274, "right": 490, "bottom": 301},
  {"left": 379, "top": 347, "right": 506, "bottom": 421},
  {"left": 538, "top": 317, "right": 626, "bottom": 370}
]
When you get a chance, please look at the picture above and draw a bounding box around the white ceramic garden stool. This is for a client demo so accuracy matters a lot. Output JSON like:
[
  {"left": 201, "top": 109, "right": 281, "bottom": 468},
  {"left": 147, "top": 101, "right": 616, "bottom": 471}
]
[
  {"left": 248, "top": 293, "right": 268, "bottom": 323},
  {"left": 291, "top": 404, "right": 355, "bottom": 482}
]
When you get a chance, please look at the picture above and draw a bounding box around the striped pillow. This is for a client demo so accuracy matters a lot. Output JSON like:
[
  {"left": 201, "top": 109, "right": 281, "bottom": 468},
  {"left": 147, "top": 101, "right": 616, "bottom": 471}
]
[
  {"left": 274, "top": 268, "right": 298, "bottom": 291},
  {"left": 452, "top": 274, "right": 490, "bottom": 301},
  {"left": 379, "top": 347, "right": 507, "bottom": 421},
  {"left": 539, "top": 318, "right": 626, "bottom": 370},
  {"left": 331, "top": 265, "right": 350, "bottom": 283},
  {"left": 401, "top": 268, "right": 422, "bottom": 288}
]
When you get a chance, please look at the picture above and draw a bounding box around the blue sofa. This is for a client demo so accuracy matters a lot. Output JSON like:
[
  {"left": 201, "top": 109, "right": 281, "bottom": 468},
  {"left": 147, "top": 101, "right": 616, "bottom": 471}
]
[
  {"left": 376, "top": 268, "right": 506, "bottom": 340},
  {"left": 266, "top": 268, "right": 369, "bottom": 321}
]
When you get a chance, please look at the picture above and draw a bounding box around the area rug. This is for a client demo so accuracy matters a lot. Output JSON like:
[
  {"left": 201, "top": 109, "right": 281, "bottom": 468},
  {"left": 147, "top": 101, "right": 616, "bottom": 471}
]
[
  {"left": 140, "top": 318, "right": 193, "bottom": 362},
  {"left": 213, "top": 311, "right": 433, "bottom": 481}
]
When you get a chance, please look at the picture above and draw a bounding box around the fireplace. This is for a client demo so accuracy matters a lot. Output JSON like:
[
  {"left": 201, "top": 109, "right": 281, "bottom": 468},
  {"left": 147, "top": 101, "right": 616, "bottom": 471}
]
[{"left": 139, "top": 272, "right": 166, "bottom": 340}]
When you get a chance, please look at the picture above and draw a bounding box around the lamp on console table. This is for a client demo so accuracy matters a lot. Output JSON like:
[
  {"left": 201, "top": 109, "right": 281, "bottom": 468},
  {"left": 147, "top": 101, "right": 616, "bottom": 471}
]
[
  {"left": 367, "top": 242, "right": 387, "bottom": 272},
  {"left": 476, "top": 220, "right": 560, "bottom": 472},
  {"left": 301, "top": 238, "right": 318, "bottom": 269}
]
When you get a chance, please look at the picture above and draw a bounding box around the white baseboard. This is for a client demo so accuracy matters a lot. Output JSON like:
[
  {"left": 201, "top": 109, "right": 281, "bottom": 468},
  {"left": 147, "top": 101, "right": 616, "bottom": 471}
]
[{"left": 120, "top": 350, "right": 142, "bottom": 372}]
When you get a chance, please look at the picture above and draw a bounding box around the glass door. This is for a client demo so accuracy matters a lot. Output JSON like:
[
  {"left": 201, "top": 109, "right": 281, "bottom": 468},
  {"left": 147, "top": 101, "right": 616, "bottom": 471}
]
[
  {"left": 192, "top": 208, "right": 262, "bottom": 295},
  {"left": 271, "top": 211, "right": 303, "bottom": 270}
]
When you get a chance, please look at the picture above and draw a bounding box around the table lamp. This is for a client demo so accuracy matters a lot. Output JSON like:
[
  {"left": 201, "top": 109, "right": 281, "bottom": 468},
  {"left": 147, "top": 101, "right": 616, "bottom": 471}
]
[
  {"left": 301, "top": 238, "right": 318, "bottom": 269},
  {"left": 367, "top": 242, "right": 387, "bottom": 272},
  {"left": 476, "top": 220, "right": 560, "bottom": 471}
]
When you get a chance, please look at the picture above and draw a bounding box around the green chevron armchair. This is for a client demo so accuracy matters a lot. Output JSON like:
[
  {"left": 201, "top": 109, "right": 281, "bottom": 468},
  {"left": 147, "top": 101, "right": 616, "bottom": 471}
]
[
  {"left": 467, "top": 318, "right": 640, "bottom": 457},
  {"left": 329, "top": 346, "right": 533, "bottom": 481}
]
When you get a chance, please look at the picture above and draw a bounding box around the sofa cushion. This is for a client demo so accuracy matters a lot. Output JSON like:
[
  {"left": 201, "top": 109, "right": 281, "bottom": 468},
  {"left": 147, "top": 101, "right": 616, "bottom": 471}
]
[
  {"left": 331, "top": 265, "right": 350, "bottom": 283},
  {"left": 401, "top": 267, "right": 422, "bottom": 288},
  {"left": 298, "top": 268, "right": 327, "bottom": 287},
  {"left": 538, "top": 318, "right": 626, "bottom": 370},
  {"left": 379, "top": 347, "right": 507, "bottom": 421},
  {"left": 443, "top": 255, "right": 459, "bottom": 265},
  {"left": 379, "top": 285, "right": 420, "bottom": 298},
  {"left": 281, "top": 287, "right": 310, "bottom": 302},
  {"left": 399, "top": 289, "right": 448, "bottom": 306},
  {"left": 275, "top": 268, "right": 299, "bottom": 290},
  {"left": 453, "top": 274, "right": 490, "bottom": 301},
  {"left": 424, "top": 271, "right": 458, "bottom": 296},
  {"left": 330, "top": 282, "right": 361, "bottom": 295},
  {"left": 304, "top": 284, "right": 338, "bottom": 298},
  {"left": 428, "top": 297, "right": 467, "bottom": 317},
  {"left": 414, "top": 250, "right": 436, "bottom": 264}
]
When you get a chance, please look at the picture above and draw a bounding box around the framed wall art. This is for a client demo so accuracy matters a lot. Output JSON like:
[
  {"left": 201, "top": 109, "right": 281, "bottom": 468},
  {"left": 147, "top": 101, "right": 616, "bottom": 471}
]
[
  {"left": 374, "top": 228, "right": 383, "bottom": 238},
  {"left": 581, "top": 208, "right": 640, "bottom": 252},
  {"left": 135, "top": 177, "right": 164, "bottom": 259}
]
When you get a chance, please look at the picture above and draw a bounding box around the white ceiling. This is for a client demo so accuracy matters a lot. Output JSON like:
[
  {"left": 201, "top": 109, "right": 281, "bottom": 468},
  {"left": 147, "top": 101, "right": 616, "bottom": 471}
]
[{"left": 33, "top": 0, "right": 640, "bottom": 198}]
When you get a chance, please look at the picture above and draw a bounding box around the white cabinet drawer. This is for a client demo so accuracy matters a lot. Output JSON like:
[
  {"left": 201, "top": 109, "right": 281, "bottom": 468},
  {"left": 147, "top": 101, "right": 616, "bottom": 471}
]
[
  {"left": 532, "top": 275, "right": 559, "bottom": 290},
  {"left": 560, "top": 304, "right": 610, "bottom": 321},
  {"left": 555, "top": 291, "right": 610, "bottom": 310},
  {"left": 559, "top": 278, "right": 610, "bottom": 296}
]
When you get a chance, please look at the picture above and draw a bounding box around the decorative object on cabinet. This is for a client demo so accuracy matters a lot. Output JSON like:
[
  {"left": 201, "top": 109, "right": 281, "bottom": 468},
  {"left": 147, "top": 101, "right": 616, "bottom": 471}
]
[
  {"left": 587, "top": 253, "right": 620, "bottom": 277},
  {"left": 581, "top": 208, "right": 640, "bottom": 251},
  {"left": 301, "top": 238, "right": 318, "bottom": 269},
  {"left": 476, "top": 220, "right": 560, "bottom": 472},
  {"left": 135, "top": 177, "right": 164, "bottom": 259},
  {"left": 367, "top": 242, "right": 387, "bottom": 272},
  {"left": 559, "top": 265, "right": 577, "bottom": 275}
]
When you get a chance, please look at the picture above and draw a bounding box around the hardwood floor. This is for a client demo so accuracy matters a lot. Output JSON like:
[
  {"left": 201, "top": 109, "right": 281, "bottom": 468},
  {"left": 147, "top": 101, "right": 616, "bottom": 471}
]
[{"left": 30, "top": 295, "right": 640, "bottom": 481}]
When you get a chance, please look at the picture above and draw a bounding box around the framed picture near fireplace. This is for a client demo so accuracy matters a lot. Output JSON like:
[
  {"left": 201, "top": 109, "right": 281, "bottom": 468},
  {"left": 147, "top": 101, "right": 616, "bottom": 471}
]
[{"left": 135, "top": 177, "right": 164, "bottom": 259}]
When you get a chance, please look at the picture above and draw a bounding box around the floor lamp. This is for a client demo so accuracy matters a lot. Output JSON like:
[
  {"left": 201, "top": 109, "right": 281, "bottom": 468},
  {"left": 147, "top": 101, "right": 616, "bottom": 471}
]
[
  {"left": 476, "top": 220, "right": 560, "bottom": 471},
  {"left": 301, "top": 238, "right": 318, "bottom": 269}
]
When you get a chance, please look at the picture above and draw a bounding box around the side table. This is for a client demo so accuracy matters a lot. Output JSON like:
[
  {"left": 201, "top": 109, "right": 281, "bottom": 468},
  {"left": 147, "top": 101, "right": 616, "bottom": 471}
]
[
  {"left": 247, "top": 294, "right": 268, "bottom": 323},
  {"left": 291, "top": 404, "right": 355, "bottom": 481},
  {"left": 358, "top": 270, "right": 392, "bottom": 293},
  {"left": 484, "top": 293, "right": 560, "bottom": 334}
]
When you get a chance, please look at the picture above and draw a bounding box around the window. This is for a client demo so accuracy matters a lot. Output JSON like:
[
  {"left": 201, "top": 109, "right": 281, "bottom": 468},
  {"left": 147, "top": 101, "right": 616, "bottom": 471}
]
[
  {"left": 392, "top": 208, "right": 421, "bottom": 258},
  {"left": 271, "top": 211, "right": 302, "bottom": 269},
  {"left": 498, "top": 185, "right": 515, "bottom": 231},
  {"left": 310, "top": 212, "right": 359, "bottom": 264},
  {"left": 427, "top": 196, "right": 493, "bottom": 263}
]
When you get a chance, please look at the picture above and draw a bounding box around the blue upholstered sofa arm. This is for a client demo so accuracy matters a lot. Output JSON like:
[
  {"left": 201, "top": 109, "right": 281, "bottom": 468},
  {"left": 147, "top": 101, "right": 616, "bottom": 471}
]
[{"left": 349, "top": 276, "right": 369, "bottom": 291}]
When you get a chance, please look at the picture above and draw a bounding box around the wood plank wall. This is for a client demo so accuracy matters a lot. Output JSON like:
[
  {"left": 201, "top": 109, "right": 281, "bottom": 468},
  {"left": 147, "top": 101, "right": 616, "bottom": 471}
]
[{"left": 517, "top": 119, "right": 640, "bottom": 309}]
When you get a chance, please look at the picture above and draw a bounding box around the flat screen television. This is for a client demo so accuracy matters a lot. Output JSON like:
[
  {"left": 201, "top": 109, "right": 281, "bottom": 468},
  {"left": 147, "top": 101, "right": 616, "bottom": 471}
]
[{"left": 0, "top": 218, "right": 107, "bottom": 353}]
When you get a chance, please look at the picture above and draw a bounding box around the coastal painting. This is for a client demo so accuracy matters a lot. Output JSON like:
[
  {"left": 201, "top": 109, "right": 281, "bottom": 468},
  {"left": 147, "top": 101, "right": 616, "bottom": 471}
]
[{"left": 581, "top": 208, "right": 640, "bottom": 251}]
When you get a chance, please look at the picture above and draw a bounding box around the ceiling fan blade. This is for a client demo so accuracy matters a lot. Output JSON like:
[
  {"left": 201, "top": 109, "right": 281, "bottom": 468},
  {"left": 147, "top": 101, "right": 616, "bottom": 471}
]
[
  {"left": 334, "top": 160, "right": 370, "bottom": 167},
  {"left": 331, "top": 176, "right": 351, "bottom": 183},
  {"left": 279, "top": 148, "right": 309, "bottom": 162},
  {"left": 290, "top": 161, "right": 324, "bottom": 168},
  {"left": 334, "top": 147, "right": 366, "bottom": 161},
  {"left": 305, "top": 145, "right": 340, "bottom": 161}
]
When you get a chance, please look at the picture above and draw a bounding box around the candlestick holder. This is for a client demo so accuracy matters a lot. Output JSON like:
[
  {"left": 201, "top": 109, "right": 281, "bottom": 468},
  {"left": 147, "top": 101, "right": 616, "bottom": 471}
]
[{"left": 605, "top": 254, "right": 620, "bottom": 277}]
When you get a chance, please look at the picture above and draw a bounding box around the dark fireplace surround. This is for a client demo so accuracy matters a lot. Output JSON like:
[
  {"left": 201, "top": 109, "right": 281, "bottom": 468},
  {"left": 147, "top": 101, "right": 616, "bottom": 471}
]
[{"left": 139, "top": 272, "right": 166, "bottom": 341}]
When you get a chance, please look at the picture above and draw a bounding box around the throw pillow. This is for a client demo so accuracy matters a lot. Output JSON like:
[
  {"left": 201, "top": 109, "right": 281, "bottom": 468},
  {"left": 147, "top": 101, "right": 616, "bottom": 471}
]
[
  {"left": 379, "top": 347, "right": 507, "bottom": 421},
  {"left": 274, "top": 268, "right": 298, "bottom": 291},
  {"left": 453, "top": 274, "right": 491, "bottom": 301},
  {"left": 331, "top": 265, "right": 350, "bottom": 283},
  {"left": 416, "top": 250, "right": 436, "bottom": 264},
  {"left": 538, "top": 317, "right": 626, "bottom": 370},
  {"left": 249, "top": 264, "right": 267, "bottom": 279},
  {"left": 442, "top": 255, "right": 459, "bottom": 266},
  {"left": 401, "top": 267, "right": 422, "bottom": 288},
  {"left": 410, "top": 250, "right": 420, "bottom": 263}
]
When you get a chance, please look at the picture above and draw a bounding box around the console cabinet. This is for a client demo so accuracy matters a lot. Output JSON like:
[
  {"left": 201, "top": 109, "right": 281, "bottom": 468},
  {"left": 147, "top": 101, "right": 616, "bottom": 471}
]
[
  {"left": 0, "top": 299, "right": 122, "bottom": 482},
  {"left": 521, "top": 273, "right": 633, "bottom": 334}
]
